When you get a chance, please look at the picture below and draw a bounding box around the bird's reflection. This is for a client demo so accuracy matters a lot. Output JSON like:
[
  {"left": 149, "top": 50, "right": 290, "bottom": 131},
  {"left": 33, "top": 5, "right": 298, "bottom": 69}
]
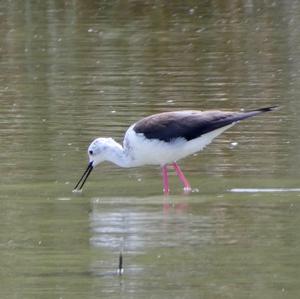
[
  {"left": 163, "top": 198, "right": 189, "bottom": 214},
  {"left": 88, "top": 196, "right": 222, "bottom": 276},
  {"left": 88, "top": 196, "right": 218, "bottom": 253}
]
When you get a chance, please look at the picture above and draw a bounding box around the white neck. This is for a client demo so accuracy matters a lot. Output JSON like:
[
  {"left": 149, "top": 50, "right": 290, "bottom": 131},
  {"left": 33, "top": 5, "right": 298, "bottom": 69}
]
[{"left": 103, "top": 140, "right": 133, "bottom": 168}]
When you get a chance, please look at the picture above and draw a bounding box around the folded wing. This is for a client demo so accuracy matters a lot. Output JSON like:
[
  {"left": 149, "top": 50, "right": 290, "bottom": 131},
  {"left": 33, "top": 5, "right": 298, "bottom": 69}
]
[{"left": 133, "top": 107, "right": 276, "bottom": 142}]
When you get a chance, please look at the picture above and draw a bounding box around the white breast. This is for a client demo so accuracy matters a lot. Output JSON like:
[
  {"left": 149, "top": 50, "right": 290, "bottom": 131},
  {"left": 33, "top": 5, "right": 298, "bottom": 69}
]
[{"left": 123, "top": 123, "right": 235, "bottom": 166}]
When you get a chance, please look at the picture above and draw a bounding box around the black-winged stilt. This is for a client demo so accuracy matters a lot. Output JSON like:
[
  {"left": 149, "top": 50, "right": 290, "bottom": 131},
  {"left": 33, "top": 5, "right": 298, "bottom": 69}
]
[{"left": 74, "top": 106, "right": 277, "bottom": 194}]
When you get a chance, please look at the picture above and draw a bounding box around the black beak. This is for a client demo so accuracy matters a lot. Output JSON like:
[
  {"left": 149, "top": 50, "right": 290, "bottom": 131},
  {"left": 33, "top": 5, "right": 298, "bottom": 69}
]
[{"left": 73, "top": 161, "right": 93, "bottom": 191}]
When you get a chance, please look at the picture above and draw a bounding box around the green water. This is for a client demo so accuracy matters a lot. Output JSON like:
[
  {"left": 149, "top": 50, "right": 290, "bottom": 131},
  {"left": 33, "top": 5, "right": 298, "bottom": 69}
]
[{"left": 1, "top": 1, "right": 300, "bottom": 298}]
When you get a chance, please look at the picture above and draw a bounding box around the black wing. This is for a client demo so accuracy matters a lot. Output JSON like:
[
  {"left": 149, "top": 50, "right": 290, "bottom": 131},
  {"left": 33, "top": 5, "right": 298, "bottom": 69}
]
[{"left": 133, "top": 107, "right": 276, "bottom": 142}]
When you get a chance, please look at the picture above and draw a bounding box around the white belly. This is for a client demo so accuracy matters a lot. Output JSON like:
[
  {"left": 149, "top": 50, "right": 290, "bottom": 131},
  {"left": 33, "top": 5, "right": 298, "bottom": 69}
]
[{"left": 123, "top": 124, "right": 235, "bottom": 166}]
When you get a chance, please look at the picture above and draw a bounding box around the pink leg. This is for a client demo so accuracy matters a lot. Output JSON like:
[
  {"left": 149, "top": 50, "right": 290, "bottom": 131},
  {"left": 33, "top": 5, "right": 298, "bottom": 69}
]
[
  {"left": 172, "top": 162, "right": 191, "bottom": 191},
  {"left": 161, "top": 165, "right": 169, "bottom": 195}
]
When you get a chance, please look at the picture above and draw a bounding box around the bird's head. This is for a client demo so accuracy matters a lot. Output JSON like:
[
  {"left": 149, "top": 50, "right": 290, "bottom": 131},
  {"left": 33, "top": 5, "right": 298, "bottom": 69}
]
[
  {"left": 88, "top": 137, "right": 115, "bottom": 167},
  {"left": 73, "top": 138, "right": 114, "bottom": 192}
]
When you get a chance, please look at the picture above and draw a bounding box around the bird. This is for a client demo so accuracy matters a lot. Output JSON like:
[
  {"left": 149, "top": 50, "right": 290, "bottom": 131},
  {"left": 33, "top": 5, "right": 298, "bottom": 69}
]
[{"left": 73, "top": 106, "right": 277, "bottom": 194}]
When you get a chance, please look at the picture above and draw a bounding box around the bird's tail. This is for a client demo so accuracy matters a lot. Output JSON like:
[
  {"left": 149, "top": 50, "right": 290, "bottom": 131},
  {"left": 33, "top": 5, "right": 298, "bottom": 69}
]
[
  {"left": 247, "top": 106, "right": 279, "bottom": 113},
  {"left": 223, "top": 105, "right": 279, "bottom": 125}
]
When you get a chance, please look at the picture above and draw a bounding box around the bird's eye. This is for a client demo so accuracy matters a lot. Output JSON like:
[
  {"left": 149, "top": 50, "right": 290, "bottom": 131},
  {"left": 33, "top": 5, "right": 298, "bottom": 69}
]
[{"left": 89, "top": 150, "right": 93, "bottom": 155}]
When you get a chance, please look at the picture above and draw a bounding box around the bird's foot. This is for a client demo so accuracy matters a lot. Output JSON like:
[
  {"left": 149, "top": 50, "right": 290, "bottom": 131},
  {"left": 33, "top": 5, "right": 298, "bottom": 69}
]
[
  {"left": 163, "top": 188, "right": 170, "bottom": 196},
  {"left": 183, "top": 186, "right": 192, "bottom": 194}
]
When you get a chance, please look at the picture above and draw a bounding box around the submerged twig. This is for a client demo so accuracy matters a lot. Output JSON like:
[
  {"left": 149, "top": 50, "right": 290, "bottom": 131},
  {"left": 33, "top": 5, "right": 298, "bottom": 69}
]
[{"left": 117, "top": 252, "right": 124, "bottom": 275}]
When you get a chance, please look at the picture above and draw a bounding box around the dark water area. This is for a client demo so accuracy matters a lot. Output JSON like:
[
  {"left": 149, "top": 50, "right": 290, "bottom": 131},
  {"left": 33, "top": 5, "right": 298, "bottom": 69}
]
[{"left": 1, "top": 1, "right": 300, "bottom": 298}]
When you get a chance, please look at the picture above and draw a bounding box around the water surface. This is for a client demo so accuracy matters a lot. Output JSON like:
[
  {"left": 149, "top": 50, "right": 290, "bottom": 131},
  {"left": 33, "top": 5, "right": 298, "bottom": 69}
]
[{"left": 1, "top": 1, "right": 300, "bottom": 298}]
